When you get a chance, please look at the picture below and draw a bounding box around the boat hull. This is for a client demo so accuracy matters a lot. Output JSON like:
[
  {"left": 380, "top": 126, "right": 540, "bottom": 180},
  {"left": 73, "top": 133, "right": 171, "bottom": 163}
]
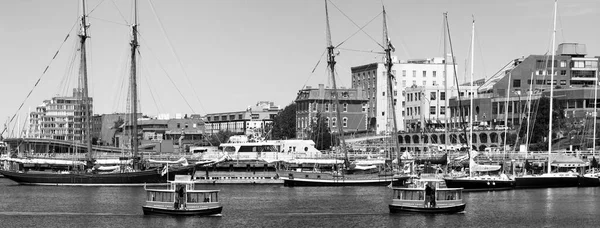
[
  {"left": 444, "top": 178, "right": 515, "bottom": 191},
  {"left": 515, "top": 176, "right": 579, "bottom": 189},
  {"left": 142, "top": 206, "right": 222, "bottom": 216},
  {"left": 578, "top": 176, "right": 600, "bottom": 187},
  {"left": 280, "top": 176, "right": 407, "bottom": 187},
  {"left": 389, "top": 204, "right": 465, "bottom": 214},
  {"left": 0, "top": 165, "right": 197, "bottom": 186}
]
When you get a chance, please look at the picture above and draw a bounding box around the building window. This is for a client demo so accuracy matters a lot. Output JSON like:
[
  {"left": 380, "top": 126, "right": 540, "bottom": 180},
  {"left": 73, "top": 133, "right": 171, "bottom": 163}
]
[
  {"left": 560, "top": 61, "right": 566, "bottom": 67},
  {"left": 343, "top": 103, "right": 348, "bottom": 112},
  {"left": 430, "top": 106, "right": 436, "bottom": 115},
  {"left": 527, "top": 79, "right": 532, "bottom": 85},
  {"left": 440, "top": 106, "right": 446, "bottom": 115},
  {"left": 362, "top": 104, "right": 367, "bottom": 112},
  {"left": 312, "top": 103, "right": 317, "bottom": 112},
  {"left": 560, "top": 80, "right": 567, "bottom": 85},
  {"left": 332, "top": 118, "right": 336, "bottom": 127},
  {"left": 412, "top": 70, "right": 416, "bottom": 77},
  {"left": 412, "top": 80, "right": 416, "bottom": 86},
  {"left": 422, "top": 71, "right": 427, "bottom": 77},
  {"left": 433, "top": 71, "right": 437, "bottom": 77},
  {"left": 382, "top": 112, "right": 385, "bottom": 116},
  {"left": 382, "top": 92, "right": 385, "bottom": 97},
  {"left": 402, "top": 80, "right": 406, "bottom": 87},
  {"left": 343, "top": 117, "right": 348, "bottom": 127},
  {"left": 440, "top": 92, "right": 445, "bottom": 100},
  {"left": 238, "top": 114, "right": 243, "bottom": 119},
  {"left": 177, "top": 123, "right": 181, "bottom": 128},
  {"left": 325, "top": 117, "right": 329, "bottom": 127},
  {"left": 560, "top": 70, "right": 566, "bottom": 75},
  {"left": 325, "top": 103, "right": 329, "bottom": 112},
  {"left": 536, "top": 80, "right": 544, "bottom": 85},
  {"left": 402, "top": 70, "right": 406, "bottom": 77},
  {"left": 433, "top": 81, "right": 437, "bottom": 86},
  {"left": 430, "top": 92, "right": 436, "bottom": 100},
  {"left": 513, "top": 79, "right": 521, "bottom": 87}
]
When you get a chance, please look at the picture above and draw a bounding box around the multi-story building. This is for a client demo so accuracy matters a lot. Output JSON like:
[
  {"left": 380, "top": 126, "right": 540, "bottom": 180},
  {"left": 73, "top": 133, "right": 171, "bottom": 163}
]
[
  {"left": 295, "top": 84, "right": 368, "bottom": 139},
  {"left": 403, "top": 83, "right": 480, "bottom": 132},
  {"left": 204, "top": 101, "right": 281, "bottom": 136},
  {"left": 27, "top": 89, "right": 93, "bottom": 142},
  {"left": 350, "top": 56, "right": 458, "bottom": 133}
]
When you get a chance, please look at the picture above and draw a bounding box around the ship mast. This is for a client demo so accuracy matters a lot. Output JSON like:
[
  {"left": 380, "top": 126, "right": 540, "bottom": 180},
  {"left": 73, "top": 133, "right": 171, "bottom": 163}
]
[
  {"left": 382, "top": 6, "right": 401, "bottom": 167},
  {"left": 443, "top": 13, "right": 449, "bottom": 160},
  {"left": 78, "top": 0, "right": 93, "bottom": 164},
  {"left": 468, "top": 16, "right": 475, "bottom": 177},
  {"left": 130, "top": 0, "right": 140, "bottom": 168},
  {"left": 324, "top": 0, "right": 348, "bottom": 164},
  {"left": 547, "top": 0, "right": 557, "bottom": 174}
]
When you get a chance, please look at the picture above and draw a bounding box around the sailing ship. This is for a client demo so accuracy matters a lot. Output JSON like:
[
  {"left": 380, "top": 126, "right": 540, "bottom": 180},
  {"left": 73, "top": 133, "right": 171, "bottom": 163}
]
[
  {"left": 515, "top": 0, "right": 580, "bottom": 189},
  {"left": 0, "top": 0, "right": 201, "bottom": 186},
  {"left": 278, "top": 1, "right": 406, "bottom": 187},
  {"left": 443, "top": 15, "right": 515, "bottom": 191}
]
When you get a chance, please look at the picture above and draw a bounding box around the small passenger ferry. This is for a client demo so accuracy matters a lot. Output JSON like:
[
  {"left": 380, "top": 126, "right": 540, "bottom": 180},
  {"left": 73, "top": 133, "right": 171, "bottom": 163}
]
[
  {"left": 389, "top": 178, "right": 466, "bottom": 214},
  {"left": 143, "top": 175, "right": 223, "bottom": 216}
]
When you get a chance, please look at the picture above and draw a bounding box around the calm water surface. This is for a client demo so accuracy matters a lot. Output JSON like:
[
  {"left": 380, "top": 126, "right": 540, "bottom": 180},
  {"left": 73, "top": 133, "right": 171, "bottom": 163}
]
[{"left": 1, "top": 178, "right": 599, "bottom": 227}]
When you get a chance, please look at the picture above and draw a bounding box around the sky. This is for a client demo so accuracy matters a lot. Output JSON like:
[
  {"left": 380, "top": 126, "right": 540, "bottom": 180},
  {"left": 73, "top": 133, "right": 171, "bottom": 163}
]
[{"left": 1, "top": 0, "right": 599, "bottom": 137}]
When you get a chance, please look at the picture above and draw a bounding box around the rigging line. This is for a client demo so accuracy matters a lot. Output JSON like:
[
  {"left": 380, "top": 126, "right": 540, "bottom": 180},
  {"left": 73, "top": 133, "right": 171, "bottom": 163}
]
[
  {"left": 87, "top": 0, "right": 106, "bottom": 16},
  {"left": 147, "top": 0, "right": 207, "bottom": 115},
  {"left": 335, "top": 11, "right": 383, "bottom": 49},
  {"left": 110, "top": 0, "right": 130, "bottom": 25},
  {"left": 474, "top": 29, "right": 487, "bottom": 81},
  {"left": 300, "top": 50, "right": 327, "bottom": 90},
  {"left": 136, "top": 33, "right": 196, "bottom": 113},
  {"left": 87, "top": 16, "right": 130, "bottom": 26},
  {"left": 1, "top": 19, "right": 79, "bottom": 136},
  {"left": 337, "top": 48, "right": 384, "bottom": 54},
  {"left": 327, "top": 0, "right": 384, "bottom": 49},
  {"left": 138, "top": 54, "right": 164, "bottom": 115}
]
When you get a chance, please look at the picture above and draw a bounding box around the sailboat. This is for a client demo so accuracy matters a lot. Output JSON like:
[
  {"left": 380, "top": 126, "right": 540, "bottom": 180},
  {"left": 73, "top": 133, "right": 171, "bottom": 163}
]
[
  {"left": 443, "top": 16, "right": 515, "bottom": 191},
  {"left": 278, "top": 1, "right": 407, "bottom": 187},
  {"left": 514, "top": 0, "right": 580, "bottom": 189},
  {"left": 0, "top": 0, "right": 201, "bottom": 186}
]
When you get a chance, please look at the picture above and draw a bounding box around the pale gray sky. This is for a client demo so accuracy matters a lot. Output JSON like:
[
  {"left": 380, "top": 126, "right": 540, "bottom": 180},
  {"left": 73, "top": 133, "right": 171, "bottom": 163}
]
[{"left": 1, "top": 0, "right": 599, "bottom": 137}]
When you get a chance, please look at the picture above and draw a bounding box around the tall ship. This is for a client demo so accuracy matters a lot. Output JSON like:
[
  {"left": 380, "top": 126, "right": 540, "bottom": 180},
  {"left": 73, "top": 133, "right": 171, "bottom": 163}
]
[
  {"left": 278, "top": 2, "right": 407, "bottom": 187},
  {"left": 0, "top": 0, "right": 201, "bottom": 186}
]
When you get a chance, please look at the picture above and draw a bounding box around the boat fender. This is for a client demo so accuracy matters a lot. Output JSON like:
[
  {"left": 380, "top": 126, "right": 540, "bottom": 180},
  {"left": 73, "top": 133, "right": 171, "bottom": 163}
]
[{"left": 487, "top": 181, "right": 490, "bottom": 185}]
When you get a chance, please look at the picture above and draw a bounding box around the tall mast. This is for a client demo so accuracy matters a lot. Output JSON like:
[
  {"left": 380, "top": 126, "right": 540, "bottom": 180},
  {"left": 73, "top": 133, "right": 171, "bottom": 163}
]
[
  {"left": 468, "top": 16, "right": 476, "bottom": 177},
  {"left": 525, "top": 72, "right": 534, "bottom": 159},
  {"left": 547, "top": 0, "right": 557, "bottom": 174},
  {"left": 324, "top": 0, "right": 347, "bottom": 162},
  {"left": 382, "top": 6, "right": 400, "bottom": 166},
  {"left": 504, "top": 72, "right": 511, "bottom": 161},
  {"left": 78, "top": 0, "right": 93, "bottom": 163},
  {"left": 468, "top": 16, "right": 475, "bottom": 157},
  {"left": 443, "top": 13, "right": 449, "bottom": 154},
  {"left": 130, "top": 0, "right": 140, "bottom": 163},
  {"left": 593, "top": 64, "right": 598, "bottom": 170}
]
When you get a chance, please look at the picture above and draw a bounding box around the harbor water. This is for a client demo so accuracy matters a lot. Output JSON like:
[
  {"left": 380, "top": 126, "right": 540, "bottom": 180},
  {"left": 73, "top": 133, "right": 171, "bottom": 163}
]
[{"left": 1, "top": 178, "right": 599, "bottom": 227}]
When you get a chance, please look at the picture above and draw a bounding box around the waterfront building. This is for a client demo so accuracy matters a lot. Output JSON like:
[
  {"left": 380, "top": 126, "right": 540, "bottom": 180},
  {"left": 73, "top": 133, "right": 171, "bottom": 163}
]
[
  {"left": 204, "top": 101, "right": 280, "bottom": 136},
  {"left": 27, "top": 89, "right": 93, "bottom": 142},
  {"left": 295, "top": 84, "right": 368, "bottom": 139},
  {"left": 350, "top": 56, "right": 458, "bottom": 133}
]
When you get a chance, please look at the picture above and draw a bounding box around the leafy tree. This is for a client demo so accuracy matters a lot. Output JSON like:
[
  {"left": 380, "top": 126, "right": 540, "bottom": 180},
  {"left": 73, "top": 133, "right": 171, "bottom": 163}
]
[
  {"left": 272, "top": 102, "right": 297, "bottom": 139},
  {"left": 525, "top": 96, "right": 565, "bottom": 151},
  {"left": 308, "top": 113, "right": 334, "bottom": 150}
]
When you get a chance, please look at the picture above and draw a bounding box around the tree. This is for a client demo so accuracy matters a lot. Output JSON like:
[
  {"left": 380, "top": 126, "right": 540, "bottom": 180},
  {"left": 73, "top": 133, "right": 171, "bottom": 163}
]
[
  {"left": 525, "top": 96, "right": 565, "bottom": 151},
  {"left": 272, "top": 102, "right": 297, "bottom": 139},
  {"left": 308, "top": 113, "right": 334, "bottom": 150}
]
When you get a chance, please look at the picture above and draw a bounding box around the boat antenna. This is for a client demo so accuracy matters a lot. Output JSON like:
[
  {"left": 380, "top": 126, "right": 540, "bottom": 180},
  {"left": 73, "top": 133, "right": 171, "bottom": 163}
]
[
  {"left": 382, "top": 5, "right": 401, "bottom": 168},
  {"left": 548, "top": 0, "right": 557, "bottom": 174},
  {"left": 324, "top": 0, "right": 348, "bottom": 167},
  {"left": 78, "top": 0, "right": 93, "bottom": 166},
  {"left": 130, "top": 0, "right": 140, "bottom": 169}
]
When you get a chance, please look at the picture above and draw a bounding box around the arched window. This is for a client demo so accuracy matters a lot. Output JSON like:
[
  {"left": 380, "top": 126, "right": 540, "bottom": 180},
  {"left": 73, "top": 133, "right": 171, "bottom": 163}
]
[
  {"left": 325, "top": 117, "right": 330, "bottom": 127},
  {"left": 332, "top": 117, "right": 337, "bottom": 128},
  {"left": 343, "top": 103, "right": 348, "bottom": 112},
  {"left": 343, "top": 117, "right": 348, "bottom": 127}
]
